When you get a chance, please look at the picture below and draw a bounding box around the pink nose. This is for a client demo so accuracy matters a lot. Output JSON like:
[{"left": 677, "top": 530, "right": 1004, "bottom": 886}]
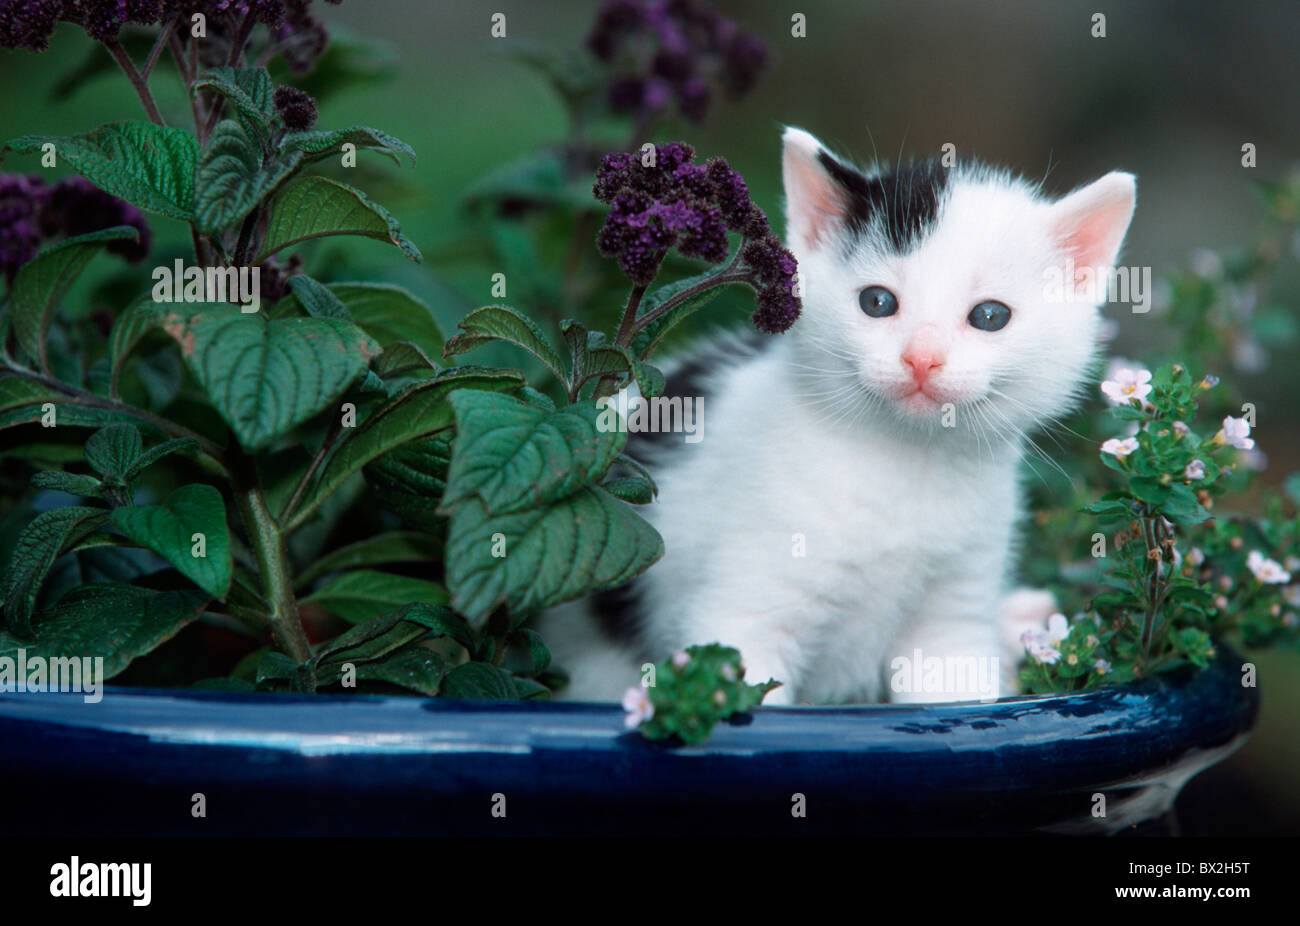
[{"left": 902, "top": 349, "right": 944, "bottom": 386}]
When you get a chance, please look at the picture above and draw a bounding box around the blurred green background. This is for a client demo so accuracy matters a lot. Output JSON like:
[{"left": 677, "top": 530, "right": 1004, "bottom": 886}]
[{"left": 1, "top": 0, "right": 1296, "bottom": 834}]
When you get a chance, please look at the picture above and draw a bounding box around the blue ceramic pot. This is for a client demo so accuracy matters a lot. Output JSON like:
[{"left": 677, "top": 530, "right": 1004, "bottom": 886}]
[{"left": 0, "top": 649, "right": 1256, "bottom": 836}]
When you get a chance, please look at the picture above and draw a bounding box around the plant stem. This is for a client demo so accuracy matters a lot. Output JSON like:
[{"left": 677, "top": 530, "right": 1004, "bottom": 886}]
[
  {"left": 104, "top": 38, "right": 166, "bottom": 127},
  {"left": 621, "top": 268, "right": 753, "bottom": 346},
  {"left": 237, "top": 486, "right": 312, "bottom": 664},
  {"left": 142, "top": 18, "right": 176, "bottom": 78},
  {"left": 281, "top": 424, "right": 341, "bottom": 528},
  {"left": 613, "top": 284, "right": 647, "bottom": 348}
]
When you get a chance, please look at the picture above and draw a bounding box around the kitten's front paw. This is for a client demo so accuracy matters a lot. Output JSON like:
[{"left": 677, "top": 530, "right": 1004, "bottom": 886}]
[{"left": 999, "top": 587, "right": 1059, "bottom": 694}]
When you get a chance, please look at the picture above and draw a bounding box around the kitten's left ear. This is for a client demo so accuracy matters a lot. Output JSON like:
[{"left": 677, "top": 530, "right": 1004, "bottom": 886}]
[{"left": 1048, "top": 171, "right": 1137, "bottom": 273}]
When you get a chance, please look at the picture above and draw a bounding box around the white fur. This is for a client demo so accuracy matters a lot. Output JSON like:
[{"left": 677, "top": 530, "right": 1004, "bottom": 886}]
[{"left": 539, "top": 128, "right": 1136, "bottom": 705}]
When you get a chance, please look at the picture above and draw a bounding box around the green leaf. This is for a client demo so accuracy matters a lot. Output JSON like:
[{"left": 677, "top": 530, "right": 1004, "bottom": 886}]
[
  {"left": 110, "top": 484, "right": 232, "bottom": 598},
  {"left": 2, "top": 506, "right": 110, "bottom": 637},
  {"left": 329, "top": 282, "right": 444, "bottom": 358},
  {"left": 442, "top": 304, "right": 566, "bottom": 384},
  {"left": 373, "top": 341, "right": 439, "bottom": 379},
  {"left": 120, "top": 437, "right": 199, "bottom": 484},
  {"left": 444, "top": 486, "right": 663, "bottom": 622},
  {"left": 31, "top": 471, "right": 104, "bottom": 497},
  {"left": 0, "top": 584, "right": 207, "bottom": 679},
  {"left": 289, "top": 367, "right": 522, "bottom": 528},
  {"left": 194, "top": 117, "right": 296, "bottom": 236},
  {"left": 158, "top": 302, "right": 379, "bottom": 451},
  {"left": 442, "top": 391, "right": 625, "bottom": 516},
  {"left": 193, "top": 67, "right": 275, "bottom": 137},
  {"left": 460, "top": 149, "right": 592, "bottom": 211},
  {"left": 287, "top": 275, "right": 350, "bottom": 321},
  {"left": 1161, "top": 484, "right": 1211, "bottom": 526},
  {"left": 295, "top": 530, "right": 442, "bottom": 589},
  {"left": 1283, "top": 472, "right": 1300, "bottom": 508},
  {"left": 85, "top": 423, "right": 143, "bottom": 483},
  {"left": 601, "top": 476, "right": 655, "bottom": 505},
  {"left": 632, "top": 267, "right": 739, "bottom": 359},
  {"left": 316, "top": 602, "right": 474, "bottom": 668},
  {"left": 108, "top": 296, "right": 161, "bottom": 398},
  {"left": 509, "top": 628, "right": 551, "bottom": 674},
  {"left": 3, "top": 122, "right": 199, "bottom": 220},
  {"left": 281, "top": 126, "right": 415, "bottom": 166},
  {"left": 352, "top": 646, "right": 448, "bottom": 695},
  {"left": 302, "top": 569, "right": 448, "bottom": 624},
  {"left": 256, "top": 174, "right": 421, "bottom": 262},
  {"left": 10, "top": 226, "right": 140, "bottom": 371},
  {"left": 438, "top": 661, "right": 521, "bottom": 700}
]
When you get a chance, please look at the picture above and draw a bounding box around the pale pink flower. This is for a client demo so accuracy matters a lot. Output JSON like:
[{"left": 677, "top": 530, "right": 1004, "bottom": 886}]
[
  {"left": 1184, "top": 459, "right": 1205, "bottom": 480},
  {"left": 622, "top": 686, "right": 654, "bottom": 728},
  {"left": 1219, "top": 416, "right": 1255, "bottom": 450},
  {"left": 1101, "top": 437, "right": 1139, "bottom": 459},
  {"left": 1100, "top": 366, "right": 1153, "bottom": 405},
  {"left": 1247, "top": 551, "right": 1291, "bottom": 585}
]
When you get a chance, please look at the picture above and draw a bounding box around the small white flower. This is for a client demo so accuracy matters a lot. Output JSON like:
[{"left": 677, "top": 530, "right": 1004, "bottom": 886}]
[
  {"left": 1101, "top": 437, "right": 1139, "bottom": 459},
  {"left": 1187, "top": 547, "right": 1205, "bottom": 567},
  {"left": 1283, "top": 585, "right": 1300, "bottom": 607},
  {"left": 622, "top": 686, "right": 654, "bottom": 728},
  {"left": 1047, "top": 612, "right": 1069, "bottom": 645},
  {"left": 1173, "top": 420, "right": 1190, "bottom": 438},
  {"left": 1283, "top": 612, "right": 1299, "bottom": 629},
  {"left": 1285, "top": 557, "right": 1300, "bottom": 573},
  {"left": 1247, "top": 550, "right": 1291, "bottom": 585},
  {"left": 1021, "top": 613, "right": 1069, "bottom": 665},
  {"left": 1190, "top": 248, "right": 1223, "bottom": 279},
  {"left": 671, "top": 650, "right": 691, "bottom": 668},
  {"left": 1093, "top": 659, "right": 1112, "bottom": 675},
  {"left": 1219, "top": 416, "right": 1255, "bottom": 450},
  {"left": 1184, "top": 459, "right": 1205, "bottom": 480},
  {"left": 720, "top": 663, "right": 737, "bottom": 682},
  {"left": 1100, "top": 366, "right": 1153, "bottom": 405}
]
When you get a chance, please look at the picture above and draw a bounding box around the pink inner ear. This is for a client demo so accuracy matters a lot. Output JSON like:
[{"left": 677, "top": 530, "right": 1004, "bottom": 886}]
[
  {"left": 787, "top": 157, "right": 846, "bottom": 249},
  {"left": 1055, "top": 196, "right": 1132, "bottom": 288}
]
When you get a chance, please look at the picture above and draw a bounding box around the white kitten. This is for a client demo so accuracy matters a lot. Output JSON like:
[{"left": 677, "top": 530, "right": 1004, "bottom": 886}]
[{"left": 540, "top": 127, "right": 1136, "bottom": 705}]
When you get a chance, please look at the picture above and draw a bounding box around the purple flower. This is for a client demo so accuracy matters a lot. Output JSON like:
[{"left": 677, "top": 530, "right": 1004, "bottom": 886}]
[
  {"left": 71, "top": 0, "right": 164, "bottom": 42},
  {"left": 593, "top": 143, "right": 801, "bottom": 332},
  {"left": 587, "top": 0, "right": 768, "bottom": 125},
  {"left": 273, "top": 84, "right": 317, "bottom": 130},
  {"left": 39, "top": 177, "right": 152, "bottom": 262},
  {"left": 0, "top": 174, "right": 49, "bottom": 282},
  {"left": 0, "top": 0, "right": 64, "bottom": 51}
]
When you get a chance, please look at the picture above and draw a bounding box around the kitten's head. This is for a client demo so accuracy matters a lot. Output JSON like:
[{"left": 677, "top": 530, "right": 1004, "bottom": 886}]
[{"left": 781, "top": 127, "right": 1135, "bottom": 440}]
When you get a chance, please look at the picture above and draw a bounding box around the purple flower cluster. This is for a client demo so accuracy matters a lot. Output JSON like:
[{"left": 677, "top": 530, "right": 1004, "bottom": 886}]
[
  {"left": 593, "top": 141, "right": 799, "bottom": 333},
  {"left": 273, "top": 84, "right": 317, "bottom": 130},
  {"left": 587, "top": 0, "right": 768, "bottom": 125},
  {"left": 0, "top": 0, "right": 340, "bottom": 73},
  {"left": 0, "top": 173, "right": 152, "bottom": 282}
]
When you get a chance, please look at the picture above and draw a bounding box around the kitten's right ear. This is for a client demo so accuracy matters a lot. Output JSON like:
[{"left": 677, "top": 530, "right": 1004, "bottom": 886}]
[{"left": 782, "top": 127, "right": 858, "bottom": 252}]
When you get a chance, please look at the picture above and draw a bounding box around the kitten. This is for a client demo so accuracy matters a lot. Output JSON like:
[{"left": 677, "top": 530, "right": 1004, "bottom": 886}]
[{"left": 538, "top": 127, "right": 1136, "bottom": 705}]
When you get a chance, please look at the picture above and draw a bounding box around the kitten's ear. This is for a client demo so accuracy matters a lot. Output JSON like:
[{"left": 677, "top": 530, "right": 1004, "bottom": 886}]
[
  {"left": 1048, "top": 171, "right": 1137, "bottom": 275},
  {"left": 782, "top": 127, "right": 860, "bottom": 252}
]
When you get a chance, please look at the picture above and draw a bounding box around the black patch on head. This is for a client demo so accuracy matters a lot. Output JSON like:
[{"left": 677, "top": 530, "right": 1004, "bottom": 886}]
[{"left": 816, "top": 151, "right": 949, "bottom": 253}]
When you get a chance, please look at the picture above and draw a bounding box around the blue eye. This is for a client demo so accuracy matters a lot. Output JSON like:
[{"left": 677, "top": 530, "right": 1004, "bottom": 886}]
[
  {"left": 859, "top": 286, "right": 898, "bottom": 318},
  {"left": 968, "top": 300, "right": 1011, "bottom": 331}
]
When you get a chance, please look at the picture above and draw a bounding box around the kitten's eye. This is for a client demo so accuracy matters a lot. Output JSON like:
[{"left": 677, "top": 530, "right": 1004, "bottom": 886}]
[
  {"left": 859, "top": 286, "right": 898, "bottom": 318},
  {"left": 968, "top": 300, "right": 1011, "bottom": 332}
]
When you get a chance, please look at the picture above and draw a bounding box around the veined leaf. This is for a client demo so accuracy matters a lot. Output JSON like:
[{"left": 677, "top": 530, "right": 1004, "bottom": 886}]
[
  {"left": 287, "top": 275, "right": 350, "bottom": 321},
  {"left": 108, "top": 296, "right": 161, "bottom": 397},
  {"left": 442, "top": 390, "right": 625, "bottom": 516},
  {"left": 10, "top": 226, "right": 139, "bottom": 372},
  {"left": 193, "top": 67, "right": 275, "bottom": 137},
  {"left": 110, "top": 484, "right": 232, "bottom": 598},
  {"left": 444, "top": 486, "right": 663, "bottom": 623},
  {"left": 442, "top": 304, "right": 565, "bottom": 383},
  {"left": 85, "top": 423, "right": 143, "bottom": 483},
  {"left": 256, "top": 174, "right": 421, "bottom": 262},
  {"left": 3, "top": 122, "right": 199, "bottom": 220},
  {"left": 288, "top": 367, "right": 522, "bottom": 528},
  {"left": 0, "top": 584, "right": 207, "bottom": 679},
  {"left": 158, "top": 302, "right": 379, "bottom": 451},
  {"left": 194, "top": 117, "right": 297, "bottom": 236},
  {"left": 330, "top": 282, "right": 443, "bottom": 358},
  {"left": 302, "top": 569, "right": 448, "bottom": 624},
  {"left": 295, "top": 531, "right": 442, "bottom": 589},
  {"left": 1, "top": 506, "right": 110, "bottom": 637},
  {"left": 281, "top": 125, "right": 415, "bottom": 166}
]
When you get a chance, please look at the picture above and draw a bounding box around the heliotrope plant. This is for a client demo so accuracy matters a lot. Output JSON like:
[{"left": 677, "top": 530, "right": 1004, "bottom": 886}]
[{"left": 0, "top": 0, "right": 797, "bottom": 707}]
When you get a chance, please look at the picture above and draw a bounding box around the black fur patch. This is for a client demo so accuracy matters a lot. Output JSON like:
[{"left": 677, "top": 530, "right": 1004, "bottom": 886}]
[{"left": 816, "top": 151, "right": 949, "bottom": 253}]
